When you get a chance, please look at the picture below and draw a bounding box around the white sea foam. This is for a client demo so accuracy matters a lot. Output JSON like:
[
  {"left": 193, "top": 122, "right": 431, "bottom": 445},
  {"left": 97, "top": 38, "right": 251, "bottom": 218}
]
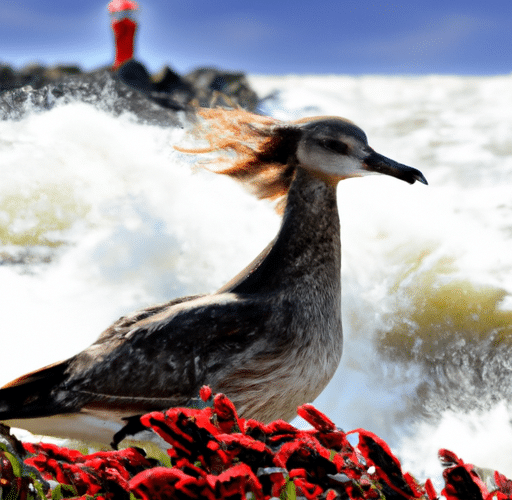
[
  {"left": 254, "top": 73, "right": 512, "bottom": 480},
  {"left": 2, "top": 74, "right": 512, "bottom": 481},
  {"left": 0, "top": 101, "right": 279, "bottom": 378},
  {"left": 399, "top": 402, "right": 512, "bottom": 486}
]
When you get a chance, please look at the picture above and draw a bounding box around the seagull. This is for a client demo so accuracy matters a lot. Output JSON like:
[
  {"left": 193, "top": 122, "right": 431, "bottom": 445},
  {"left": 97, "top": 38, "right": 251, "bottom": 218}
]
[{"left": 0, "top": 110, "right": 427, "bottom": 448}]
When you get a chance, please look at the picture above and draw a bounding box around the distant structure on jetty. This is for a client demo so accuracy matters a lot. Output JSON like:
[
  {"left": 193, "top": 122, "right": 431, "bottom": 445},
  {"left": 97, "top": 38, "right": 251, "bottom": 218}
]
[
  {"left": 108, "top": 0, "right": 140, "bottom": 70},
  {"left": 0, "top": 0, "right": 259, "bottom": 111}
]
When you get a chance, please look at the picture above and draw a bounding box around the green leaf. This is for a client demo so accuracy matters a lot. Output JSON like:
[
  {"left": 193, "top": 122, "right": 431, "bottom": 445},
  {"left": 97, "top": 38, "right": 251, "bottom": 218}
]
[
  {"left": 51, "top": 483, "right": 77, "bottom": 500},
  {"left": 280, "top": 477, "right": 296, "bottom": 500},
  {"left": 3, "top": 451, "right": 23, "bottom": 478},
  {"left": 139, "top": 443, "right": 172, "bottom": 468},
  {"left": 51, "top": 484, "right": 64, "bottom": 500},
  {"left": 30, "top": 475, "right": 47, "bottom": 500}
]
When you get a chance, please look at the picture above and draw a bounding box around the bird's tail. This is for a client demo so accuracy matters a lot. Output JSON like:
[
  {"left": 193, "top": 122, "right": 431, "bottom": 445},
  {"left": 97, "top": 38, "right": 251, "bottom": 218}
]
[{"left": 0, "top": 360, "right": 72, "bottom": 420}]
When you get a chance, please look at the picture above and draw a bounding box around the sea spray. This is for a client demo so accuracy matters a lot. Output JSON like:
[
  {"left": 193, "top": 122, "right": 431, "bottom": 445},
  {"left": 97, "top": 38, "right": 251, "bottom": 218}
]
[{"left": 2, "top": 74, "right": 512, "bottom": 481}]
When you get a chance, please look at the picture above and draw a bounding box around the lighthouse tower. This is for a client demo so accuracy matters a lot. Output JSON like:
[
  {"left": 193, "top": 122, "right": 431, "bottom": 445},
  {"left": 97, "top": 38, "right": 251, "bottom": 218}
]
[{"left": 108, "top": 0, "right": 140, "bottom": 70}]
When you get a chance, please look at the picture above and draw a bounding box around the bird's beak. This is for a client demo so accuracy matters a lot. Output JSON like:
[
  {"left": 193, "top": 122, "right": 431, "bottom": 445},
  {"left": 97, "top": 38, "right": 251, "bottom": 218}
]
[{"left": 363, "top": 150, "right": 428, "bottom": 185}]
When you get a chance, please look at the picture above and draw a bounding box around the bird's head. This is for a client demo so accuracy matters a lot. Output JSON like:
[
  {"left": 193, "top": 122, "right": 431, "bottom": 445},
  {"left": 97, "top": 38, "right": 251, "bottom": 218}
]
[
  {"left": 177, "top": 109, "right": 427, "bottom": 211},
  {"left": 294, "top": 117, "right": 428, "bottom": 185}
]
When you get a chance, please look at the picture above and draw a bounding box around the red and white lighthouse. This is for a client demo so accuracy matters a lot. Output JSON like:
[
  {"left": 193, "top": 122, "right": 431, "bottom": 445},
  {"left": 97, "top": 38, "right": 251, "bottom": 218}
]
[{"left": 108, "top": 0, "right": 139, "bottom": 70}]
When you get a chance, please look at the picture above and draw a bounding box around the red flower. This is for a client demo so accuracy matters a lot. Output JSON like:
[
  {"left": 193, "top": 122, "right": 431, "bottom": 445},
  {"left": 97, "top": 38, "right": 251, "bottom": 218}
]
[
  {"left": 200, "top": 385, "right": 213, "bottom": 402},
  {"left": 212, "top": 393, "right": 243, "bottom": 434},
  {"left": 259, "top": 418, "right": 299, "bottom": 438},
  {"left": 265, "top": 469, "right": 287, "bottom": 497},
  {"left": 15, "top": 390, "right": 447, "bottom": 499},
  {"left": 439, "top": 449, "right": 463, "bottom": 468},
  {"left": 0, "top": 452, "right": 15, "bottom": 486},
  {"left": 352, "top": 428, "right": 423, "bottom": 499},
  {"left": 129, "top": 466, "right": 203, "bottom": 500},
  {"left": 325, "top": 489, "right": 338, "bottom": 500},
  {"left": 140, "top": 407, "right": 219, "bottom": 465},
  {"left": 287, "top": 469, "right": 322, "bottom": 499},
  {"left": 213, "top": 433, "right": 273, "bottom": 469},
  {"left": 494, "top": 470, "right": 512, "bottom": 492},
  {"left": 204, "top": 463, "right": 264, "bottom": 500},
  {"left": 439, "top": 451, "right": 491, "bottom": 500},
  {"left": 0, "top": 451, "right": 35, "bottom": 500},
  {"left": 273, "top": 435, "right": 337, "bottom": 488},
  {"left": 424, "top": 478, "right": 438, "bottom": 499},
  {"left": 23, "top": 441, "right": 83, "bottom": 463},
  {"left": 130, "top": 463, "right": 264, "bottom": 500},
  {"left": 297, "top": 404, "right": 337, "bottom": 432},
  {"left": 23, "top": 441, "right": 153, "bottom": 498},
  {"left": 442, "top": 465, "right": 487, "bottom": 500},
  {"left": 315, "top": 428, "right": 354, "bottom": 456}
]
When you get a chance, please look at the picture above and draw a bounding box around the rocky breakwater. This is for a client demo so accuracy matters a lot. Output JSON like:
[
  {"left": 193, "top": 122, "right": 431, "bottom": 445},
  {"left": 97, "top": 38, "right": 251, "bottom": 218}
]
[{"left": 0, "top": 61, "right": 260, "bottom": 124}]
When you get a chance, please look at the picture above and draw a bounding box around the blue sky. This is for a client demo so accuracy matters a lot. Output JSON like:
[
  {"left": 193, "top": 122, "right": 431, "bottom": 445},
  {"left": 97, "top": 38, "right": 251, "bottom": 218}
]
[{"left": 1, "top": 0, "right": 511, "bottom": 75}]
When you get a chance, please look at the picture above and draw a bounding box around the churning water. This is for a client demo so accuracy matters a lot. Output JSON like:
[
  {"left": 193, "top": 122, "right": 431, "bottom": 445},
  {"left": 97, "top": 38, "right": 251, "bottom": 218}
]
[{"left": 3, "top": 73, "right": 512, "bottom": 484}]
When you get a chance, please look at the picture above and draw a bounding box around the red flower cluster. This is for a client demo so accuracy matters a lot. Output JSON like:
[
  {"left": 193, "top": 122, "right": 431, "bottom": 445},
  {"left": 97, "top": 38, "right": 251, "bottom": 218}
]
[
  {"left": 23, "top": 442, "right": 153, "bottom": 499},
  {"left": 5, "top": 388, "right": 512, "bottom": 499},
  {"left": 127, "top": 393, "right": 431, "bottom": 499},
  {"left": 439, "top": 449, "right": 512, "bottom": 500}
]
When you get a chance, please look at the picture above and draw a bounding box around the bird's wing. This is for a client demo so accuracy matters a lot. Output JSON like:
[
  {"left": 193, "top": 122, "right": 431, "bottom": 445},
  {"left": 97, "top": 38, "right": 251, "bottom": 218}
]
[
  {"left": 0, "top": 294, "right": 206, "bottom": 420},
  {"left": 0, "top": 292, "right": 275, "bottom": 421},
  {"left": 94, "top": 293, "right": 206, "bottom": 344},
  {"left": 65, "top": 292, "right": 274, "bottom": 407}
]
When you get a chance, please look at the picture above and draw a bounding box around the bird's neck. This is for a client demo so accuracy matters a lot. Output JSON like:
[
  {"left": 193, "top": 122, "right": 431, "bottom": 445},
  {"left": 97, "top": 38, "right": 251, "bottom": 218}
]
[{"left": 221, "top": 167, "right": 341, "bottom": 294}]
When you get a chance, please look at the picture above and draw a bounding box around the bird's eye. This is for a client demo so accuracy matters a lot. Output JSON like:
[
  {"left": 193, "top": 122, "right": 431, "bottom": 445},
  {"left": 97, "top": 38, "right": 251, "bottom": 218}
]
[{"left": 319, "top": 139, "right": 348, "bottom": 154}]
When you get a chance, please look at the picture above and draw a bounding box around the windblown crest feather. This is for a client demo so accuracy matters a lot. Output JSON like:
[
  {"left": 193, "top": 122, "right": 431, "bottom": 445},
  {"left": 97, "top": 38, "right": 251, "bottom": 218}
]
[{"left": 176, "top": 108, "right": 302, "bottom": 210}]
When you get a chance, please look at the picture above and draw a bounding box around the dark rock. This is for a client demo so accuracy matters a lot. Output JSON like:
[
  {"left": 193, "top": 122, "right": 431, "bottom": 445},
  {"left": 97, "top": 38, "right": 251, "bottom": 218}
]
[
  {"left": 0, "top": 423, "right": 26, "bottom": 457},
  {"left": 115, "top": 62, "right": 258, "bottom": 111},
  {"left": 185, "top": 67, "right": 259, "bottom": 111},
  {"left": 115, "top": 60, "right": 194, "bottom": 111},
  {"left": 117, "top": 59, "right": 153, "bottom": 93},
  {"left": 152, "top": 65, "right": 190, "bottom": 94},
  {"left": 0, "top": 65, "right": 16, "bottom": 91},
  {"left": 0, "top": 60, "right": 260, "bottom": 114},
  {"left": 43, "top": 64, "right": 82, "bottom": 80},
  {"left": 0, "top": 69, "right": 186, "bottom": 127},
  {"left": 0, "top": 63, "right": 84, "bottom": 92},
  {"left": 19, "top": 63, "right": 46, "bottom": 88}
]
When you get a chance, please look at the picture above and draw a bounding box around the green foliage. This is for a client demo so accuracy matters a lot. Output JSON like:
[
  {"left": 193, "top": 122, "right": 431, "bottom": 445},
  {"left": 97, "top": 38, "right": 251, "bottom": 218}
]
[
  {"left": 29, "top": 473, "right": 47, "bottom": 499},
  {"left": 0, "top": 446, "right": 48, "bottom": 500},
  {"left": 50, "top": 483, "right": 77, "bottom": 500},
  {"left": 280, "top": 476, "right": 296, "bottom": 500},
  {"left": 139, "top": 442, "right": 172, "bottom": 468},
  {"left": 1, "top": 450, "right": 22, "bottom": 479}
]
